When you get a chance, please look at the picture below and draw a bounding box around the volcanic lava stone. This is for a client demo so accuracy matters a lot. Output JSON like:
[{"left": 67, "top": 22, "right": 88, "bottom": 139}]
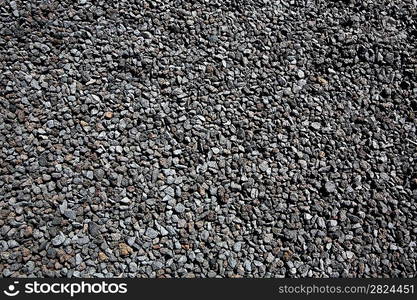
[{"left": 0, "top": 0, "right": 415, "bottom": 279}]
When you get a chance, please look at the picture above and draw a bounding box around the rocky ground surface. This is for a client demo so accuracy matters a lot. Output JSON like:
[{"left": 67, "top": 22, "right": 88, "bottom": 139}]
[{"left": 0, "top": 0, "right": 416, "bottom": 278}]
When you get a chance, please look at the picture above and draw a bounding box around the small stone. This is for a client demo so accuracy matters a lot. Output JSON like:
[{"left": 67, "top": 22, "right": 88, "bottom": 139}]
[
  {"left": 46, "top": 120, "right": 54, "bottom": 128},
  {"left": 317, "top": 76, "right": 328, "bottom": 85},
  {"left": 104, "top": 112, "right": 113, "bottom": 119},
  {"left": 17, "top": 110, "right": 26, "bottom": 123},
  {"left": 310, "top": 122, "right": 321, "bottom": 130},
  {"left": 263, "top": 233, "right": 273, "bottom": 244},
  {"left": 88, "top": 222, "right": 101, "bottom": 237},
  {"left": 228, "top": 257, "right": 237, "bottom": 268},
  {"left": 63, "top": 210, "right": 76, "bottom": 220},
  {"left": 119, "top": 243, "right": 133, "bottom": 256},
  {"left": 76, "top": 236, "right": 89, "bottom": 245},
  {"left": 38, "top": 156, "right": 48, "bottom": 167},
  {"left": 127, "top": 236, "right": 136, "bottom": 246},
  {"left": 47, "top": 248, "right": 57, "bottom": 259},
  {"left": 22, "top": 247, "right": 31, "bottom": 258},
  {"left": 233, "top": 242, "right": 242, "bottom": 252},
  {"left": 152, "top": 261, "right": 164, "bottom": 270},
  {"left": 98, "top": 252, "right": 108, "bottom": 261},
  {"left": 75, "top": 253, "right": 83, "bottom": 265},
  {"left": 175, "top": 203, "right": 186, "bottom": 213},
  {"left": 325, "top": 181, "right": 336, "bottom": 193},
  {"left": 86, "top": 171, "right": 94, "bottom": 180},
  {"left": 317, "top": 217, "right": 325, "bottom": 228},
  {"left": 212, "top": 147, "right": 220, "bottom": 154},
  {"left": 346, "top": 251, "right": 354, "bottom": 259},
  {"left": 173, "top": 149, "right": 182, "bottom": 155},
  {"left": 52, "top": 233, "right": 65, "bottom": 246},
  {"left": 23, "top": 226, "right": 33, "bottom": 237},
  {"left": 129, "top": 262, "right": 138, "bottom": 272},
  {"left": 9, "top": 1, "right": 17, "bottom": 10},
  {"left": 164, "top": 186, "right": 175, "bottom": 197},
  {"left": 8, "top": 240, "right": 19, "bottom": 248},
  {"left": 283, "top": 250, "right": 293, "bottom": 261},
  {"left": 120, "top": 197, "right": 131, "bottom": 204},
  {"left": 145, "top": 228, "right": 159, "bottom": 239},
  {"left": 259, "top": 161, "right": 269, "bottom": 172},
  {"left": 160, "top": 226, "right": 169, "bottom": 236},
  {"left": 33, "top": 186, "right": 41, "bottom": 195},
  {"left": 289, "top": 192, "right": 298, "bottom": 202},
  {"left": 115, "top": 146, "right": 123, "bottom": 153},
  {"left": 94, "top": 169, "right": 105, "bottom": 180},
  {"left": 329, "top": 220, "right": 338, "bottom": 227},
  {"left": 177, "top": 219, "right": 187, "bottom": 228},
  {"left": 242, "top": 56, "right": 249, "bottom": 66},
  {"left": 299, "top": 160, "right": 307, "bottom": 169},
  {"left": 201, "top": 230, "right": 210, "bottom": 241}
]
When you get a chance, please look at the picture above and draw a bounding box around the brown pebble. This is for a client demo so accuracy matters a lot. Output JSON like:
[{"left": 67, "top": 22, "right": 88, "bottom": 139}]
[
  {"left": 317, "top": 76, "right": 328, "bottom": 85},
  {"left": 23, "top": 225, "right": 33, "bottom": 237},
  {"left": 16, "top": 110, "right": 26, "bottom": 123},
  {"left": 118, "top": 243, "right": 133, "bottom": 256},
  {"left": 22, "top": 247, "right": 31, "bottom": 257},
  {"left": 104, "top": 111, "right": 113, "bottom": 119},
  {"left": 282, "top": 250, "right": 293, "bottom": 261},
  {"left": 98, "top": 252, "right": 109, "bottom": 261}
]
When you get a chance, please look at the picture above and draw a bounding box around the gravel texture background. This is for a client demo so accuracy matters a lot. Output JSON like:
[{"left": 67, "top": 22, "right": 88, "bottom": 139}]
[{"left": 0, "top": 0, "right": 416, "bottom": 278}]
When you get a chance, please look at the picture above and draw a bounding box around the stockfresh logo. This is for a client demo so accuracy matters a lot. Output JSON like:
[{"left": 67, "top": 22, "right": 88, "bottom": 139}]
[
  {"left": 3, "top": 281, "right": 127, "bottom": 297},
  {"left": 3, "top": 281, "right": 20, "bottom": 297}
]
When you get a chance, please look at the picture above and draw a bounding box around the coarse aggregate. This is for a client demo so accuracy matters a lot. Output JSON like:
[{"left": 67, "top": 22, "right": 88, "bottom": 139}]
[{"left": 0, "top": 0, "right": 416, "bottom": 278}]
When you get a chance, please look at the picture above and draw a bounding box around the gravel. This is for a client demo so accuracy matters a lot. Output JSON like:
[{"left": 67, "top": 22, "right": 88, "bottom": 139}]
[
  {"left": 0, "top": 0, "right": 416, "bottom": 279},
  {"left": 324, "top": 181, "right": 337, "bottom": 194},
  {"left": 51, "top": 233, "right": 65, "bottom": 247},
  {"left": 145, "top": 228, "right": 159, "bottom": 239},
  {"left": 88, "top": 222, "right": 101, "bottom": 238},
  {"left": 174, "top": 203, "right": 186, "bottom": 214}
]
